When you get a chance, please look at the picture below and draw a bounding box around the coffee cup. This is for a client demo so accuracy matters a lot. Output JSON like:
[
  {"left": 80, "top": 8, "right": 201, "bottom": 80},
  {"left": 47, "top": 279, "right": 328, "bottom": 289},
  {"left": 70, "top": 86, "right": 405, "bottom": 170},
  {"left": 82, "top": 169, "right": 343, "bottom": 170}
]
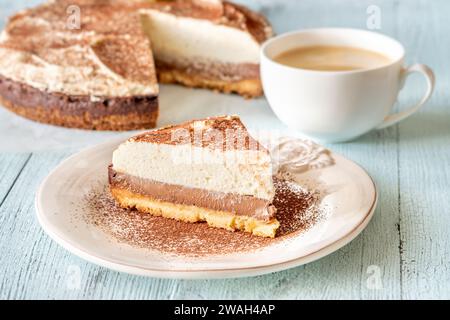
[{"left": 260, "top": 28, "right": 435, "bottom": 142}]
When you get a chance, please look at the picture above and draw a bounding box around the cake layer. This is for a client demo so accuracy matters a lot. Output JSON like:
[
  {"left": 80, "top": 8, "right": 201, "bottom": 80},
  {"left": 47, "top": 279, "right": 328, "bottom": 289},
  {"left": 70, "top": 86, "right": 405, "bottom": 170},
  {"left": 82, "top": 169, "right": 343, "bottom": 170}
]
[
  {"left": 154, "top": 57, "right": 262, "bottom": 97},
  {"left": 109, "top": 166, "right": 276, "bottom": 221},
  {"left": 0, "top": 75, "right": 158, "bottom": 130},
  {"left": 154, "top": 57, "right": 259, "bottom": 82},
  {"left": 157, "top": 69, "right": 262, "bottom": 97},
  {"left": 112, "top": 142, "right": 273, "bottom": 200},
  {"left": 110, "top": 186, "right": 279, "bottom": 238}
]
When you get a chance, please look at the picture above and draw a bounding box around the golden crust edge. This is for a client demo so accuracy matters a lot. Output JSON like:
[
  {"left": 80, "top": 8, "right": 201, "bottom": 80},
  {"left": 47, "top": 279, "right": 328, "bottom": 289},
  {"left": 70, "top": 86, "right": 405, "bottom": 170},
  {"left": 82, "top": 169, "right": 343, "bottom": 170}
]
[
  {"left": 110, "top": 187, "right": 279, "bottom": 238},
  {"left": 157, "top": 69, "right": 263, "bottom": 98},
  {"left": 0, "top": 95, "right": 158, "bottom": 131}
]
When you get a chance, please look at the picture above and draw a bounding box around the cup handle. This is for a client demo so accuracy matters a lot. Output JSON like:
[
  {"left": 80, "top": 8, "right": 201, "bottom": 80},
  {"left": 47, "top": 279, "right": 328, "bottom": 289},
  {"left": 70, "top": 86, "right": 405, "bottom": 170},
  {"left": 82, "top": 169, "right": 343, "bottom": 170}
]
[{"left": 376, "top": 64, "right": 435, "bottom": 129}]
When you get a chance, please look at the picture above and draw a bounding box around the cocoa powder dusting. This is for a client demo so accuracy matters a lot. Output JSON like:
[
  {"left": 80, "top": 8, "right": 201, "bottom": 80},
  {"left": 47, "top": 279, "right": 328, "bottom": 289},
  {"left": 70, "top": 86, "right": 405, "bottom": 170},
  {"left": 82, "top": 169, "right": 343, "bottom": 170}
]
[{"left": 83, "top": 178, "right": 323, "bottom": 257}]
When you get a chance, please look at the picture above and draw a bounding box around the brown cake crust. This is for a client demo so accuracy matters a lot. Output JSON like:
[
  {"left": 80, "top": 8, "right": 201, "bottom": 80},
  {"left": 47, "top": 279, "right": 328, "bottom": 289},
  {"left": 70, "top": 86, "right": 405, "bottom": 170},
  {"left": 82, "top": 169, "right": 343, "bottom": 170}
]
[
  {"left": 158, "top": 69, "right": 263, "bottom": 98},
  {"left": 110, "top": 186, "right": 279, "bottom": 238},
  {"left": 0, "top": 75, "right": 158, "bottom": 130},
  {"left": 155, "top": 58, "right": 262, "bottom": 97}
]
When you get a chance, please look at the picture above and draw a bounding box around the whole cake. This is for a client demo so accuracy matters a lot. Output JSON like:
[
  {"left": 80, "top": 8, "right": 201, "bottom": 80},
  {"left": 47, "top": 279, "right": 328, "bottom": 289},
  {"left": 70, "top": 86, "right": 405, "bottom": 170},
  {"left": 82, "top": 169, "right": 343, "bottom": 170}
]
[
  {"left": 0, "top": 0, "right": 273, "bottom": 130},
  {"left": 109, "top": 115, "right": 280, "bottom": 237}
]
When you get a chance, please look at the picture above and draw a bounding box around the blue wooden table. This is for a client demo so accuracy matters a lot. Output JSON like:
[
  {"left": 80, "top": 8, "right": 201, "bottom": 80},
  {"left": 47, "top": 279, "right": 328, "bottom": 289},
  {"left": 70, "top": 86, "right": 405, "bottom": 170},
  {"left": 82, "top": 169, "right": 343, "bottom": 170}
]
[{"left": 1, "top": 0, "right": 449, "bottom": 299}]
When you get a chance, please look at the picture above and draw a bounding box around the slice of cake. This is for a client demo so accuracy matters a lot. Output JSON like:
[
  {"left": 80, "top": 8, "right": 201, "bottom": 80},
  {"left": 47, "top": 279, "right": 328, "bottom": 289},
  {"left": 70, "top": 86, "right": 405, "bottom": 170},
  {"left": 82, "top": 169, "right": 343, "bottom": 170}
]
[{"left": 109, "top": 115, "right": 279, "bottom": 237}]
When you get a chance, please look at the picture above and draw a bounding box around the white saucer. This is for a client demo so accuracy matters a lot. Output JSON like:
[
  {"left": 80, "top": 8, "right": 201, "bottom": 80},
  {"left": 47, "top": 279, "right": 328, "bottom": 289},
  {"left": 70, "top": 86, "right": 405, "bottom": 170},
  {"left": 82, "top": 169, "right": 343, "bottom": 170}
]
[{"left": 35, "top": 136, "right": 377, "bottom": 279}]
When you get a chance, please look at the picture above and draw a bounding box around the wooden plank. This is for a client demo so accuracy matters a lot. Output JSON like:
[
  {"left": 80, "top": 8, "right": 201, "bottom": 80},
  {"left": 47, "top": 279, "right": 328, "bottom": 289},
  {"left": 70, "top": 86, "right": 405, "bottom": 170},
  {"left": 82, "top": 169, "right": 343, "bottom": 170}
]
[
  {"left": 0, "top": 153, "right": 31, "bottom": 207},
  {"left": 0, "top": 152, "right": 73, "bottom": 299},
  {"left": 396, "top": 0, "right": 450, "bottom": 299}
]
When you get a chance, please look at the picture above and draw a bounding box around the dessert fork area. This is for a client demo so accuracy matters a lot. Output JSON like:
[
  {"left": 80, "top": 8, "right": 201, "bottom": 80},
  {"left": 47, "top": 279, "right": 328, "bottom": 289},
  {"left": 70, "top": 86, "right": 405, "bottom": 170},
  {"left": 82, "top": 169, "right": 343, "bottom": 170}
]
[{"left": 1, "top": 0, "right": 449, "bottom": 299}]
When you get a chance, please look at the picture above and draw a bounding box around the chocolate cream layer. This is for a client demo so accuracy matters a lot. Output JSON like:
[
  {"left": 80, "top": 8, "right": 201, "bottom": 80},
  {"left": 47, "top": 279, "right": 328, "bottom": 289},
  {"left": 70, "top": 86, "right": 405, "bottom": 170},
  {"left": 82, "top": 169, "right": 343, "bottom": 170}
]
[
  {"left": 0, "top": 75, "right": 158, "bottom": 119},
  {"left": 155, "top": 57, "right": 260, "bottom": 82},
  {"left": 108, "top": 166, "right": 276, "bottom": 221}
]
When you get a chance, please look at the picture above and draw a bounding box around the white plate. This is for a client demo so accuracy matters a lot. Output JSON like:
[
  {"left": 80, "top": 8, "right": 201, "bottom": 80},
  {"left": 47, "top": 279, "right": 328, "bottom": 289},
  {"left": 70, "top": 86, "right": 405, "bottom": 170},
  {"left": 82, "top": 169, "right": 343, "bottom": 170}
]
[{"left": 35, "top": 136, "right": 377, "bottom": 279}]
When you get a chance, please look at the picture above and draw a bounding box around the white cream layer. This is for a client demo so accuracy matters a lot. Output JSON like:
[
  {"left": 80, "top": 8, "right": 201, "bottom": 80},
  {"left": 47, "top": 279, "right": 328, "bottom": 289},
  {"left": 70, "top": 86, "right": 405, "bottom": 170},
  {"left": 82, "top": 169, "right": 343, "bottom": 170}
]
[
  {"left": 112, "top": 141, "right": 275, "bottom": 200},
  {"left": 140, "top": 9, "right": 261, "bottom": 64}
]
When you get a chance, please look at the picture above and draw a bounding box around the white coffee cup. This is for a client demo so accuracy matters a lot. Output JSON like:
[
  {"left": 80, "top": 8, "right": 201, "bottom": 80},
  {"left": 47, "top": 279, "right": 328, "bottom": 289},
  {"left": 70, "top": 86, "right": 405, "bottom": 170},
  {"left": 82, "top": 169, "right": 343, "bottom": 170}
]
[{"left": 261, "top": 28, "right": 435, "bottom": 143}]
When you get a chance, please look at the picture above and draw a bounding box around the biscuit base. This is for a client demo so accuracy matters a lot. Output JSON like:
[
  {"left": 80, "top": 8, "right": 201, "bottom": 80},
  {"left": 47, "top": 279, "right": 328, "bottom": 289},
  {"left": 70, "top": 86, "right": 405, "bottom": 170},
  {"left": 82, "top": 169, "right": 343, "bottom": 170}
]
[
  {"left": 0, "top": 94, "right": 158, "bottom": 131},
  {"left": 111, "top": 187, "right": 279, "bottom": 238},
  {"left": 157, "top": 69, "right": 263, "bottom": 99},
  {"left": 0, "top": 74, "right": 159, "bottom": 131}
]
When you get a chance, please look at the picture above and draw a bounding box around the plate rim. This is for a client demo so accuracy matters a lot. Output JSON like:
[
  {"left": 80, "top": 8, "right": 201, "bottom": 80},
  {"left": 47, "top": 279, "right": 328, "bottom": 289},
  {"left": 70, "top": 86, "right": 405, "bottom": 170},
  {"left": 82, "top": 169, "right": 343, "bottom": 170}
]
[{"left": 35, "top": 137, "right": 378, "bottom": 279}]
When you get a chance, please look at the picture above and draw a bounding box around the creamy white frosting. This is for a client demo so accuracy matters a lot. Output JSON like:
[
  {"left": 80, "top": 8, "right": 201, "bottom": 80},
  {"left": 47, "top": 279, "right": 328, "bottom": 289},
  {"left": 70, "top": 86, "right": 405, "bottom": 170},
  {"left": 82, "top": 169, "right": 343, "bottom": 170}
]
[
  {"left": 269, "top": 137, "right": 334, "bottom": 180},
  {"left": 140, "top": 9, "right": 261, "bottom": 64}
]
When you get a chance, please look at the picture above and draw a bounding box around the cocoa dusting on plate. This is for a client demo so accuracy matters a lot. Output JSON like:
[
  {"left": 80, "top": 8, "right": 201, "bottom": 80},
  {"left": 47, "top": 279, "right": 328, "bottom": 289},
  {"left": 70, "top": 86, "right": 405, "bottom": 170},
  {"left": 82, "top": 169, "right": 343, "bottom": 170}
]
[{"left": 84, "top": 178, "right": 323, "bottom": 257}]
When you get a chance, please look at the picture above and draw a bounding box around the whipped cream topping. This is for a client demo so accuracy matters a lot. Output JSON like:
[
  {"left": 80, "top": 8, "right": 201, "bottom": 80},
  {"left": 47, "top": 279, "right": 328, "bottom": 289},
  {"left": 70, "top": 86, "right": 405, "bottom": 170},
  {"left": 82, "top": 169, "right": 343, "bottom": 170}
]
[{"left": 269, "top": 137, "right": 335, "bottom": 180}]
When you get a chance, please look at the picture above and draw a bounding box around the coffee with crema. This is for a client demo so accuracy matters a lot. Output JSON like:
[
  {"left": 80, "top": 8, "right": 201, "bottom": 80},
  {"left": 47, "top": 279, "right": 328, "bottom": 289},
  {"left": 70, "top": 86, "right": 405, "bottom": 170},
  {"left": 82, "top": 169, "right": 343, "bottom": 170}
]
[{"left": 273, "top": 45, "right": 391, "bottom": 71}]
